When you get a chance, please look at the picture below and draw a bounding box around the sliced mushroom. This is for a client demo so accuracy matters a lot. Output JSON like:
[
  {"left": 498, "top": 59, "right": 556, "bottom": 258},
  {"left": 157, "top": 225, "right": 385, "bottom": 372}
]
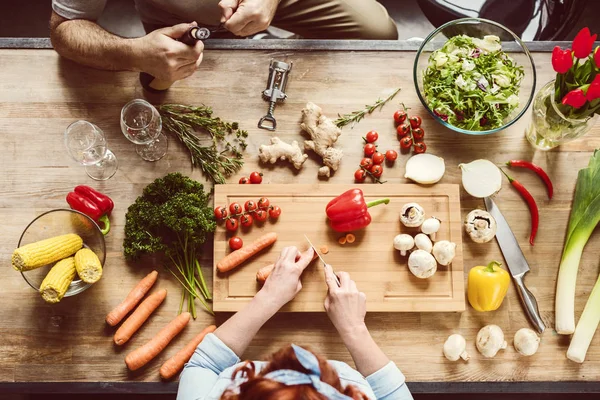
[
  {"left": 408, "top": 250, "right": 437, "bottom": 279},
  {"left": 393, "top": 234, "right": 414, "bottom": 256},
  {"left": 465, "top": 209, "right": 497, "bottom": 243},
  {"left": 421, "top": 217, "right": 441, "bottom": 240},
  {"left": 414, "top": 233, "right": 433, "bottom": 253},
  {"left": 432, "top": 240, "right": 456, "bottom": 266},
  {"left": 400, "top": 203, "right": 425, "bottom": 228}
]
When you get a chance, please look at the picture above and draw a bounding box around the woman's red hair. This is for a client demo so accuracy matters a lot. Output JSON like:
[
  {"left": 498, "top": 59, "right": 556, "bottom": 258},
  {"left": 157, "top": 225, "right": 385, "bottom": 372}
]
[{"left": 220, "top": 345, "right": 369, "bottom": 400}]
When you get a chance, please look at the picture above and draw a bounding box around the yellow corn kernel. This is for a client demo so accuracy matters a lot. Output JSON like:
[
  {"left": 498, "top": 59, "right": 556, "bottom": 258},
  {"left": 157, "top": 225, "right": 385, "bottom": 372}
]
[
  {"left": 40, "top": 257, "right": 76, "bottom": 303},
  {"left": 74, "top": 248, "right": 102, "bottom": 284},
  {"left": 12, "top": 234, "right": 83, "bottom": 272}
]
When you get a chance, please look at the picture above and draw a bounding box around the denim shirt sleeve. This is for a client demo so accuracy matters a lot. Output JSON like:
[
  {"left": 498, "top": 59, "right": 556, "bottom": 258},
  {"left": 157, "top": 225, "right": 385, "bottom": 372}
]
[
  {"left": 366, "top": 361, "right": 413, "bottom": 400},
  {"left": 176, "top": 333, "right": 241, "bottom": 400}
]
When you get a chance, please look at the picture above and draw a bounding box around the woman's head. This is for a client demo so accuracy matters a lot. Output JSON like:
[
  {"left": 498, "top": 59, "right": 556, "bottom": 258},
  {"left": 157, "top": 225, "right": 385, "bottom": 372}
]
[{"left": 221, "top": 345, "right": 368, "bottom": 400}]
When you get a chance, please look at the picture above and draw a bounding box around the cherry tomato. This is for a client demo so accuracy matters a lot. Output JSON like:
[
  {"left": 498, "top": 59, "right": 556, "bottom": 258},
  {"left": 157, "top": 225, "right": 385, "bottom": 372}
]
[
  {"left": 360, "top": 158, "right": 373, "bottom": 170},
  {"left": 414, "top": 142, "right": 427, "bottom": 154},
  {"left": 409, "top": 116, "right": 422, "bottom": 129},
  {"left": 372, "top": 152, "right": 385, "bottom": 165},
  {"left": 214, "top": 206, "right": 227, "bottom": 220},
  {"left": 254, "top": 209, "right": 268, "bottom": 222},
  {"left": 393, "top": 110, "right": 407, "bottom": 125},
  {"left": 412, "top": 127, "right": 425, "bottom": 141},
  {"left": 229, "top": 236, "right": 243, "bottom": 251},
  {"left": 371, "top": 164, "right": 384, "bottom": 178},
  {"left": 400, "top": 136, "right": 413, "bottom": 152},
  {"left": 269, "top": 205, "right": 282, "bottom": 219},
  {"left": 257, "top": 197, "right": 270, "bottom": 209},
  {"left": 385, "top": 150, "right": 398, "bottom": 162},
  {"left": 225, "top": 218, "right": 239, "bottom": 232},
  {"left": 396, "top": 123, "right": 410, "bottom": 137},
  {"left": 364, "top": 143, "right": 376, "bottom": 157},
  {"left": 354, "top": 168, "right": 367, "bottom": 182},
  {"left": 229, "top": 202, "right": 243, "bottom": 215},
  {"left": 249, "top": 171, "right": 263, "bottom": 184},
  {"left": 240, "top": 213, "right": 254, "bottom": 228},
  {"left": 244, "top": 200, "right": 257, "bottom": 213},
  {"left": 239, "top": 177, "right": 250, "bottom": 184},
  {"left": 365, "top": 130, "right": 379, "bottom": 143}
]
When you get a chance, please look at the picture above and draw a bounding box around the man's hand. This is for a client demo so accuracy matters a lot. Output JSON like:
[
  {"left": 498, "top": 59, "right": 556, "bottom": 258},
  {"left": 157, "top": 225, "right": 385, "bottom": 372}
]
[
  {"left": 260, "top": 246, "right": 314, "bottom": 308},
  {"left": 324, "top": 266, "right": 368, "bottom": 338},
  {"left": 219, "top": 0, "right": 279, "bottom": 37},
  {"left": 132, "top": 22, "right": 204, "bottom": 82}
]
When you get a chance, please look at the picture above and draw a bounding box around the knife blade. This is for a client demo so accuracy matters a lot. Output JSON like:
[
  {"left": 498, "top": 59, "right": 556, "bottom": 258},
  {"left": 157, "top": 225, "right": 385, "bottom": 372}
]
[
  {"left": 304, "top": 235, "right": 341, "bottom": 287},
  {"left": 484, "top": 197, "right": 545, "bottom": 333}
]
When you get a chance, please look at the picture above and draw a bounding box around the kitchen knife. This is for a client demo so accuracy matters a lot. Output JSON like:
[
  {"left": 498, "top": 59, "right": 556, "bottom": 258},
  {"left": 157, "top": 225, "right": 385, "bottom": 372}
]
[
  {"left": 484, "top": 197, "right": 546, "bottom": 333},
  {"left": 304, "top": 235, "right": 341, "bottom": 287}
]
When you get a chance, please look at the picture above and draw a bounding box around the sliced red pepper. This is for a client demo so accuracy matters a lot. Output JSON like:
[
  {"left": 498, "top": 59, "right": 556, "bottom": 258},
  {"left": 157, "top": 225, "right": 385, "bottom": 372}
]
[
  {"left": 326, "top": 188, "right": 389, "bottom": 232},
  {"left": 506, "top": 160, "right": 553, "bottom": 199},
  {"left": 74, "top": 185, "right": 114, "bottom": 215},
  {"left": 66, "top": 192, "right": 111, "bottom": 235},
  {"left": 501, "top": 169, "right": 539, "bottom": 245}
]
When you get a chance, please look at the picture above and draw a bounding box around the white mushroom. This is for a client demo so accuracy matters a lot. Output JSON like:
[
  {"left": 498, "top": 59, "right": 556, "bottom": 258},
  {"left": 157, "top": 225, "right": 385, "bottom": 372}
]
[
  {"left": 443, "top": 334, "right": 470, "bottom": 361},
  {"left": 513, "top": 328, "right": 540, "bottom": 356},
  {"left": 465, "top": 209, "right": 497, "bottom": 243},
  {"left": 421, "top": 217, "right": 441, "bottom": 240},
  {"left": 432, "top": 240, "right": 456, "bottom": 266},
  {"left": 400, "top": 203, "right": 425, "bottom": 228},
  {"left": 393, "top": 234, "right": 414, "bottom": 256},
  {"left": 414, "top": 233, "right": 433, "bottom": 253},
  {"left": 476, "top": 325, "right": 507, "bottom": 358},
  {"left": 408, "top": 250, "right": 437, "bottom": 279}
]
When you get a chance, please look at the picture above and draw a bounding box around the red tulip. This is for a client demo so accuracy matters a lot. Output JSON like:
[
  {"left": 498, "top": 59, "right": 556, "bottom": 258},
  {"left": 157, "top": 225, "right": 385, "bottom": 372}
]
[
  {"left": 595, "top": 46, "right": 600, "bottom": 68},
  {"left": 562, "top": 89, "right": 587, "bottom": 108},
  {"left": 552, "top": 46, "right": 573, "bottom": 73},
  {"left": 586, "top": 75, "right": 600, "bottom": 102},
  {"left": 572, "top": 27, "right": 597, "bottom": 59}
]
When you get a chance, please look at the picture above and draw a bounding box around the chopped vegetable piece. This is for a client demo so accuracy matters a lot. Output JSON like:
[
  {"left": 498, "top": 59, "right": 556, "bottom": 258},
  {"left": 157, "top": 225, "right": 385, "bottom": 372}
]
[
  {"left": 320, "top": 245, "right": 329, "bottom": 255},
  {"left": 345, "top": 233, "right": 356, "bottom": 244},
  {"left": 338, "top": 236, "right": 347, "bottom": 245},
  {"left": 459, "top": 159, "right": 502, "bottom": 198},
  {"left": 405, "top": 154, "right": 445, "bottom": 184}
]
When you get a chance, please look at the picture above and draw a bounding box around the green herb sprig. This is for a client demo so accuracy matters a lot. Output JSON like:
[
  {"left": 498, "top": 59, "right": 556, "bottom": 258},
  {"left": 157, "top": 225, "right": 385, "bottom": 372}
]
[{"left": 334, "top": 87, "right": 401, "bottom": 128}]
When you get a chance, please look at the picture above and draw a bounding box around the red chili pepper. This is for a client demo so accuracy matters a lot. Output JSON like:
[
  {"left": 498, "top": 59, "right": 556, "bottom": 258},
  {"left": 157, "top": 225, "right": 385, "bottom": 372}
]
[
  {"left": 74, "top": 185, "right": 114, "bottom": 215},
  {"left": 506, "top": 160, "right": 554, "bottom": 199},
  {"left": 325, "top": 188, "right": 389, "bottom": 232},
  {"left": 501, "top": 169, "right": 539, "bottom": 246},
  {"left": 66, "top": 190, "right": 111, "bottom": 235}
]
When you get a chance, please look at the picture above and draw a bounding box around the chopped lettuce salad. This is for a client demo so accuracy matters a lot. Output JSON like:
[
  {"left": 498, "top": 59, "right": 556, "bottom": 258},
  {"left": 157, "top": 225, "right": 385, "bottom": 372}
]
[{"left": 422, "top": 35, "right": 524, "bottom": 131}]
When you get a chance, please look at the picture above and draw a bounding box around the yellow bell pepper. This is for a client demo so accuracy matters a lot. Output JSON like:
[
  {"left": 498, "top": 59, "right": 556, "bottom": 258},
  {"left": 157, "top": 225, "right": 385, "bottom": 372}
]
[{"left": 468, "top": 261, "right": 510, "bottom": 312}]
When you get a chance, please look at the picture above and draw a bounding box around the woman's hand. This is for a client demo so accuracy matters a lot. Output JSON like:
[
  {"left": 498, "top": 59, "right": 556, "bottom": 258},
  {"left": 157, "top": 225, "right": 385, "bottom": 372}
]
[
  {"left": 324, "top": 266, "right": 367, "bottom": 338},
  {"left": 260, "top": 246, "right": 314, "bottom": 308}
]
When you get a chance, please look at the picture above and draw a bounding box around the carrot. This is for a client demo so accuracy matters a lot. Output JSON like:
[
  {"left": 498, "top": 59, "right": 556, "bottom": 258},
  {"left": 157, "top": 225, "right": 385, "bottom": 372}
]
[
  {"left": 114, "top": 289, "right": 167, "bottom": 346},
  {"left": 125, "top": 312, "right": 191, "bottom": 371},
  {"left": 345, "top": 233, "right": 356, "bottom": 244},
  {"left": 256, "top": 251, "right": 319, "bottom": 284},
  {"left": 159, "top": 324, "right": 217, "bottom": 379},
  {"left": 106, "top": 270, "right": 158, "bottom": 326},
  {"left": 217, "top": 232, "right": 277, "bottom": 273},
  {"left": 338, "top": 236, "right": 347, "bottom": 245},
  {"left": 320, "top": 245, "right": 329, "bottom": 254}
]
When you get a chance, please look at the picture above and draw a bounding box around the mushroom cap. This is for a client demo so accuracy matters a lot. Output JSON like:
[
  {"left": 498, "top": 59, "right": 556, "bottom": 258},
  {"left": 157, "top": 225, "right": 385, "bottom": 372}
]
[
  {"left": 421, "top": 217, "right": 441, "bottom": 235},
  {"left": 465, "top": 209, "right": 497, "bottom": 243},
  {"left": 400, "top": 203, "right": 426, "bottom": 227},
  {"left": 432, "top": 240, "right": 456, "bottom": 266},
  {"left": 408, "top": 250, "right": 437, "bottom": 279},
  {"left": 476, "top": 324, "right": 507, "bottom": 358},
  {"left": 513, "top": 328, "right": 540, "bottom": 356},
  {"left": 443, "top": 334, "right": 469, "bottom": 361},
  {"left": 393, "top": 234, "right": 415, "bottom": 251},
  {"left": 414, "top": 233, "right": 433, "bottom": 253}
]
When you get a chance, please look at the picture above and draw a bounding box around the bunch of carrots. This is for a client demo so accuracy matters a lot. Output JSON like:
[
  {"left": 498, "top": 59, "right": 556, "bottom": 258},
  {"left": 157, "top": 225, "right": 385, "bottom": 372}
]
[{"left": 105, "top": 270, "right": 216, "bottom": 379}]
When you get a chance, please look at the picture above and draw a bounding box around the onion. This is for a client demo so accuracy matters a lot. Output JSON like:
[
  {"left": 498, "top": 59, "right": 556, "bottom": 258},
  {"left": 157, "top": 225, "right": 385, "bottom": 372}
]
[
  {"left": 404, "top": 154, "right": 445, "bottom": 184},
  {"left": 459, "top": 159, "right": 502, "bottom": 198}
]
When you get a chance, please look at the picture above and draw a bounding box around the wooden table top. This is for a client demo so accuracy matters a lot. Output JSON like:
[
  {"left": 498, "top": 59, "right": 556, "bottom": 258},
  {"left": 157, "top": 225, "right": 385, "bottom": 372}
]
[{"left": 1, "top": 45, "right": 600, "bottom": 394}]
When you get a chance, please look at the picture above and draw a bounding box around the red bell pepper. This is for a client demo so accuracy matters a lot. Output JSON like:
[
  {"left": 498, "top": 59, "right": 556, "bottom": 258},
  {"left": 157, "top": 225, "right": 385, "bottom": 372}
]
[
  {"left": 66, "top": 186, "right": 113, "bottom": 235},
  {"left": 326, "top": 188, "right": 389, "bottom": 232}
]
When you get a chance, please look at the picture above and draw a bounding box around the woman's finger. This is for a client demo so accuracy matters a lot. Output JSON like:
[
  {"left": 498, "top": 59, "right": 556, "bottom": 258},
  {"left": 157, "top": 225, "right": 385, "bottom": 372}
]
[
  {"left": 338, "top": 271, "right": 351, "bottom": 289},
  {"left": 348, "top": 279, "right": 358, "bottom": 292},
  {"left": 324, "top": 264, "right": 339, "bottom": 291},
  {"left": 281, "top": 246, "right": 299, "bottom": 263},
  {"left": 295, "top": 247, "right": 314, "bottom": 270}
]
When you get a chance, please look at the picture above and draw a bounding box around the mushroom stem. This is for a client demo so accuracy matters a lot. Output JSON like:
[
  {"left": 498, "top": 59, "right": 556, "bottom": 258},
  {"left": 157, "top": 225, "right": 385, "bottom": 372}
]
[
  {"left": 460, "top": 350, "right": 469, "bottom": 361},
  {"left": 430, "top": 232, "right": 437, "bottom": 241},
  {"left": 400, "top": 250, "right": 407, "bottom": 256}
]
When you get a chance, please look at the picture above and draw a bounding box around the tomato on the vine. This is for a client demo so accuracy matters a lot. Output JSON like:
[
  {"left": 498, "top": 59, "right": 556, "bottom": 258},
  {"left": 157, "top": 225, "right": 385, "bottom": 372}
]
[
  {"left": 239, "top": 177, "right": 250, "bottom": 184},
  {"left": 360, "top": 158, "right": 373, "bottom": 170},
  {"left": 354, "top": 168, "right": 367, "bottom": 182},
  {"left": 225, "top": 218, "right": 239, "bottom": 232},
  {"left": 249, "top": 171, "right": 263, "bottom": 184},
  {"left": 396, "top": 123, "right": 410, "bottom": 137},
  {"left": 244, "top": 200, "right": 257, "bottom": 213},
  {"left": 254, "top": 209, "right": 268, "bottom": 222},
  {"left": 269, "top": 205, "right": 282, "bottom": 219},
  {"left": 409, "top": 116, "right": 422, "bottom": 129},
  {"left": 229, "top": 236, "right": 243, "bottom": 251},
  {"left": 365, "top": 130, "right": 379, "bottom": 143},
  {"left": 257, "top": 197, "right": 270, "bottom": 209},
  {"left": 400, "top": 136, "right": 413, "bottom": 151},
  {"left": 393, "top": 110, "right": 407, "bottom": 125},
  {"left": 414, "top": 142, "right": 427, "bottom": 154},
  {"left": 385, "top": 150, "right": 398, "bottom": 162},
  {"left": 364, "top": 143, "right": 377, "bottom": 157},
  {"left": 412, "top": 127, "right": 425, "bottom": 141},
  {"left": 372, "top": 152, "right": 385, "bottom": 165},
  {"left": 370, "top": 164, "right": 384, "bottom": 178},
  {"left": 240, "top": 213, "right": 254, "bottom": 228},
  {"left": 214, "top": 206, "right": 227, "bottom": 220},
  {"left": 229, "top": 202, "right": 243, "bottom": 215}
]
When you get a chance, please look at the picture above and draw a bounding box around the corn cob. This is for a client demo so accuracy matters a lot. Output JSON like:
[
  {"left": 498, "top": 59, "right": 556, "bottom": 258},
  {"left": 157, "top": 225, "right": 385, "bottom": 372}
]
[
  {"left": 40, "top": 257, "right": 76, "bottom": 303},
  {"left": 12, "top": 234, "right": 83, "bottom": 272},
  {"left": 74, "top": 248, "right": 102, "bottom": 283}
]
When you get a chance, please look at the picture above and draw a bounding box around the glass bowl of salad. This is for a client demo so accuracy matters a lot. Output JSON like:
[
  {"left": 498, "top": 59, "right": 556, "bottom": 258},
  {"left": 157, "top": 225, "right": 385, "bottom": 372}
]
[{"left": 414, "top": 18, "right": 536, "bottom": 135}]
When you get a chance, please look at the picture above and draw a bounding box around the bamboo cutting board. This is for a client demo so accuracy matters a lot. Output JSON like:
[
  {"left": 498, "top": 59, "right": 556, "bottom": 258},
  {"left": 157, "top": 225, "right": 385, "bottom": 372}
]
[{"left": 213, "top": 184, "right": 465, "bottom": 312}]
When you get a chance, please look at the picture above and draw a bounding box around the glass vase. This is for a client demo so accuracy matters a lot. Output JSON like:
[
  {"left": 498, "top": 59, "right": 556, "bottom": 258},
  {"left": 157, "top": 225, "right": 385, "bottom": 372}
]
[{"left": 526, "top": 80, "right": 599, "bottom": 150}]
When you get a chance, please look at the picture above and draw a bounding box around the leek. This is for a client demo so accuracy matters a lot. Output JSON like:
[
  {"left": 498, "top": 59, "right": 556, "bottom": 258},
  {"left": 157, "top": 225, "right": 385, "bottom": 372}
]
[
  {"left": 567, "top": 272, "right": 600, "bottom": 363},
  {"left": 555, "top": 149, "right": 600, "bottom": 335}
]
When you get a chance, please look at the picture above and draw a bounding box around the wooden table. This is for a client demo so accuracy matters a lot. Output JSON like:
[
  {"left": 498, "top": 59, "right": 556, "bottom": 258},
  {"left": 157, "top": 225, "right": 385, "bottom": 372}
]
[{"left": 1, "top": 39, "right": 600, "bottom": 394}]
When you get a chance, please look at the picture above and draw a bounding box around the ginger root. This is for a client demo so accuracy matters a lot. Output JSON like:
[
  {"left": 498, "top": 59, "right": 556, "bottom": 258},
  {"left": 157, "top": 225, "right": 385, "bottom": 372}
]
[
  {"left": 258, "top": 137, "right": 308, "bottom": 170},
  {"left": 301, "top": 102, "right": 343, "bottom": 178}
]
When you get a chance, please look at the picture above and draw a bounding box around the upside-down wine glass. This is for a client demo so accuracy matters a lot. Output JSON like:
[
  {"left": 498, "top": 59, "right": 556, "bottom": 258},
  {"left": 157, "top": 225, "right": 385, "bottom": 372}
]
[
  {"left": 64, "top": 120, "right": 118, "bottom": 180},
  {"left": 120, "top": 99, "right": 168, "bottom": 161}
]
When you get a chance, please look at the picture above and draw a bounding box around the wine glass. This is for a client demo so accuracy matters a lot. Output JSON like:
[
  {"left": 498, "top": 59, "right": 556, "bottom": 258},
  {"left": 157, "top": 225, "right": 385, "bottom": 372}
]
[
  {"left": 120, "top": 99, "right": 168, "bottom": 161},
  {"left": 64, "top": 120, "right": 118, "bottom": 181}
]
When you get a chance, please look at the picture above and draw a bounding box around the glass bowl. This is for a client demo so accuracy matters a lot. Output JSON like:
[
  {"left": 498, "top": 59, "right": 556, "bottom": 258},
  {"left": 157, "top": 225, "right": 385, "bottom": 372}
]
[
  {"left": 413, "top": 18, "right": 536, "bottom": 135},
  {"left": 16, "top": 209, "right": 106, "bottom": 297}
]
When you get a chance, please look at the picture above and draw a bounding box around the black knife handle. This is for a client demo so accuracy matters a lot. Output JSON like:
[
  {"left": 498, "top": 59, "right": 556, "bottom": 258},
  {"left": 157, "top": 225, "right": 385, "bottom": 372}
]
[{"left": 514, "top": 272, "right": 546, "bottom": 333}]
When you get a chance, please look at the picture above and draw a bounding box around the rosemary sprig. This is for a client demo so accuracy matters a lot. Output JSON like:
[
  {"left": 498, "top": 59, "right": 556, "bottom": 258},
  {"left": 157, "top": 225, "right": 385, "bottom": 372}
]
[
  {"left": 335, "top": 87, "right": 402, "bottom": 128},
  {"left": 158, "top": 104, "right": 248, "bottom": 184}
]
